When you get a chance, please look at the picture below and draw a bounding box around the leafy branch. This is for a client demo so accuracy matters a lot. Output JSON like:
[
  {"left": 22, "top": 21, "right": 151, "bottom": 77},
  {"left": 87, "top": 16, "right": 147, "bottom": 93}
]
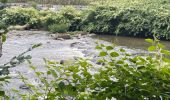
[{"left": 0, "top": 43, "right": 42, "bottom": 75}]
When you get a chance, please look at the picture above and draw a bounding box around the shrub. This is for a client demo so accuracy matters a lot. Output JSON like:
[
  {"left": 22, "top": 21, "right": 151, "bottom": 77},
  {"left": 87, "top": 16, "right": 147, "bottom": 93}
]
[
  {"left": 48, "top": 23, "right": 70, "bottom": 33},
  {"left": 80, "top": 2, "right": 170, "bottom": 38},
  {"left": 81, "top": 5, "right": 119, "bottom": 34},
  {"left": 28, "top": 18, "right": 42, "bottom": 29},
  {"left": 2, "top": 7, "right": 41, "bottom": 27},
  {"left": 59, "top": 6, "right": 82, "bottom": 31},
  {"left": 42, "top": 13, "right": 64, "bottom": 29},
  {"left": 115, "top": 7, "right": 170, "bottom": 39},
  {"left": 0, "top": 21, "right": 6, "bottom": 30},
  {"left": 115, "top": 8, "right": 154, "bottom": 37}
]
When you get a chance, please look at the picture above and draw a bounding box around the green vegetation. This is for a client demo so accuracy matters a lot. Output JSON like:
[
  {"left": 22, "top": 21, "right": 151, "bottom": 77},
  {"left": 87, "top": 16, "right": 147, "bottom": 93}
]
[
  {"left": 0, "top": 0, "right": 8, "bottom": 4},
  {"left": 7, "top": 0, "right": 105, "bottom": 5},
  {"left": 0, "top": 0, "right": 170, "bottom": 39},
  {"left": 48, "top": 23, "right": 70, "bottom": 33},
  {"left": 1, "top": 0, "right": 170, "bottom": 99}
]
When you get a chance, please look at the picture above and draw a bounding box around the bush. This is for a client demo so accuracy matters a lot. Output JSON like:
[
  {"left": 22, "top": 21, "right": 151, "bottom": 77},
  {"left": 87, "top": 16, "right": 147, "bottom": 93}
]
[
  {"left": 81, "top": 5, "right": 119, "bottom": 34},
  {"left": 43, "top": 13, "right": 64, "bottom": 29},
  {"left": 48, "top": 23, "right": 70, "bottom": 33},
  {"left": 1, "top": 1, "right": 170, "bottom": 40},
  {"left": 59, "top": 6, "right": 82, "bottom": 31},
  {"left": 2, "top": 7, "right": 41, "bottom": 27},
  {"left": 80, "top": 1, "right": 170, "bottom": 39},
  {"left": 28, "top": 18, "right": 42, "bottom": 29},
  {"left": 115, "top": 8, "right": 154, "bottom": 37}
]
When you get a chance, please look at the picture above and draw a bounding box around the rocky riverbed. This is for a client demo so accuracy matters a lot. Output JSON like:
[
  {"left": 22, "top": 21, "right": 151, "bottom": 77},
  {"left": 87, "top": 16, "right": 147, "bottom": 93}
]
[{"left": 0, "top": 30, "right": 148, "bottom": 95}]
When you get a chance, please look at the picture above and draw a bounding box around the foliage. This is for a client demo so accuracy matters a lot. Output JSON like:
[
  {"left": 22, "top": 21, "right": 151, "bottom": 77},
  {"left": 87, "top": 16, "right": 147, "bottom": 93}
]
[
  {"left": 0, "top": 0, "right": 8, "bottom": 3},
  {"left": 59, "top": 6, "right": 82, "bottom": 31},
  {"left": 28, "top": 18, "right": 42, "bottom": 29},
  {"left": 1, "top": 1, "right": 170, "bottom": 39},
  {"left": 3, "top": 39, "right": 170, "bottom": 99},
  {"left": 80, "top": 2, "right": 170, "bottom": 39},
  {"left": 81, "top": 5, "right": 119, "bottom": 34},
  {"left": 0, "top": 21, "right": 8, "bottom": 42},
  {"left": 8, "top": 0, "right": 93, "bottom": 5},
  {"left": 42, "top": 13, "right": 65, "bottom": 29},
  {"left": 48, "top": 23, "right": 70, "bottom": 33},
  {"left": 2, "top": 7, "right": 41, "bottom": 28}
]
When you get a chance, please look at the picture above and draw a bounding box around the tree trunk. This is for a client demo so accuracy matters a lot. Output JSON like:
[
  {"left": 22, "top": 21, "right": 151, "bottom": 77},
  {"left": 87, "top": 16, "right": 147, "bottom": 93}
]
[{"left": 0, "top": 36, "right": 2, "bottom": 57}]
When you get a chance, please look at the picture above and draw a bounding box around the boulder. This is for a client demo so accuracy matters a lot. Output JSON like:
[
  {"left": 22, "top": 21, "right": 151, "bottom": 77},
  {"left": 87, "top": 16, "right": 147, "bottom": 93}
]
[
  {"left": 8, "top": 24, "right": 30, "bottom": 30},
  {"left": 55, "top": 33, "right": 71, "bottom": 40}
]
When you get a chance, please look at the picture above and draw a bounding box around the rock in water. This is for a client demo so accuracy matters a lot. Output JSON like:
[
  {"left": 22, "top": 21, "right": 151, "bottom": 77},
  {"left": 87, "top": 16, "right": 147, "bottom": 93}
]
[{"left": 55, "top": 33, "right": 71, "bottom": 40}]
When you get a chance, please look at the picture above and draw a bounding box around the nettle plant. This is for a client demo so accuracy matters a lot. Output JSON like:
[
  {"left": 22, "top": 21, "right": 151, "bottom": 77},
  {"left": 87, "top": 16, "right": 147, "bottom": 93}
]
[{"left": 9, "top": 38, "right": 170, "bottom": 99}]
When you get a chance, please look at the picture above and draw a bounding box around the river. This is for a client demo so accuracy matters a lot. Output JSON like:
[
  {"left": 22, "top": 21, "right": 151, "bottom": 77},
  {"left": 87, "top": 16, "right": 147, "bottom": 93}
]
[
  {"left": 92, "top": 35, "right": 170, "bottom": 50},
  {"left": 0, "top": 31, "right": 170, "bottom": 97}
]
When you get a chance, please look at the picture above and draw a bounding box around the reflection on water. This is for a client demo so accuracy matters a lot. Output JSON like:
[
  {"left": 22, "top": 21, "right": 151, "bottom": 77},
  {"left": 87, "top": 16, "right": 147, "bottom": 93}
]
[{"left": 93, "top": 35, "right": 170, "bottom": 50}]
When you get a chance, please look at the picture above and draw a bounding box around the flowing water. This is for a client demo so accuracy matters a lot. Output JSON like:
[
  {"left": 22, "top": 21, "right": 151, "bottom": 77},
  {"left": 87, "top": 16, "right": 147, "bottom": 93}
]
[
  {"left": 93, "top": 35, "right": 170, "bottom": 50},
  {"left": 1, "top": 31, "right": 170, "bottom": 96}
]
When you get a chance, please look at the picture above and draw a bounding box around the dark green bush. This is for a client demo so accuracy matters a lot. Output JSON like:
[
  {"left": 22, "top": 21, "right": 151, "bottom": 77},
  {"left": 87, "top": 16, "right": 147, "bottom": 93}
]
[
  {"left": 0, "top": 21, "right": 6, "bottom": 30},
  {"left": 115, "top": 7, "right": 170, "bottom": 39},
  {"left": 59, "top": 6, "right": 82, "bottom": 31},
  {"left": 2, "top": 7, "right": 41, "bottom": 27},
  {"left": 28, "top": 18, "right": 42, "bottom": 29},
  {"left": 3, "top": 12, "right": 30, "bottom": 25},
  {"left": 80, "top": 2, "right": 170, "bottom": 39},
  {"left": 115, "top": 8, "right": 154, "bottom": 37},
  {"left": 48, "top": 23, "right": 70, "bottom": 33},
  {"left": 81, "top": 5, "right": 119, "bottom": 34},
  {"left": 1, "top": 2, "right": 170, "bottom": 39}
]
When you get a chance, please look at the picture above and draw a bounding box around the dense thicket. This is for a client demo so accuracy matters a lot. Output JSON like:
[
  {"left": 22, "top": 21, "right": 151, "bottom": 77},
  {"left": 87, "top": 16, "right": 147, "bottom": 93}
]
[
  {"left": 2, "top": 0, "right": 105, "bottom": 5},
  {"left": 1, "top": 0, "right": 170, "bottom": 39}
]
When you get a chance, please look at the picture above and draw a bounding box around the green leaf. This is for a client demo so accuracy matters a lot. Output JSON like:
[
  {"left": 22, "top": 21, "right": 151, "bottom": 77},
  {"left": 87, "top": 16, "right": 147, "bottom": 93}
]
[
  {"left": 162, "top": 58, "right": 170, "bottom": 63},
  {"left": 32, "top": 43, "right": 42, "bottom": 49},
  {"left": 161, "top": 50, "right": 170, "bottom": 56},
  {"left": 99, "top": 52, "right": 107, "bottom": 57},
  {"left": 95, "top": 46, "right": 102, "bottom": 50},
  {"left": 106, "top": 46, "right": 113, "bottom": 50},
  {"left": 0, "top": 91, "right": 5, "bottom": 96},
  {"left": 35, "top": 72, "right": 42, "bottom": 76},
  {"left": 110, "top": 52, "right": 119, "bottom": 57},
  {"left": 148, "top": 46, "right": 156, "bottom": 51},
  {"left": 58, "top": 81, "right": 65, "bottom": 90},
  {"left": 50, "top": 69, "right": 58, "bottom": 77},
  {"left": 145, "top": 38, "right": 153, "bottom": 43},
  {"left": 2, "top": 34, "right": 6, "bottom": 42},
  {"left": 158, "top": 43, "right": 164, "bottom": 49},
  {"left": 120, "top": 48, "right": 125, "bottom": 52}
]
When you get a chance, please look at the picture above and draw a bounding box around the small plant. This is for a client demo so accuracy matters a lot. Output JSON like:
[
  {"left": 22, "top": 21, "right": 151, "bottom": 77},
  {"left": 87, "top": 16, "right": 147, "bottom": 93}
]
[{"left": 48, "top": 23, "right": 70, "bottom": 33}]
